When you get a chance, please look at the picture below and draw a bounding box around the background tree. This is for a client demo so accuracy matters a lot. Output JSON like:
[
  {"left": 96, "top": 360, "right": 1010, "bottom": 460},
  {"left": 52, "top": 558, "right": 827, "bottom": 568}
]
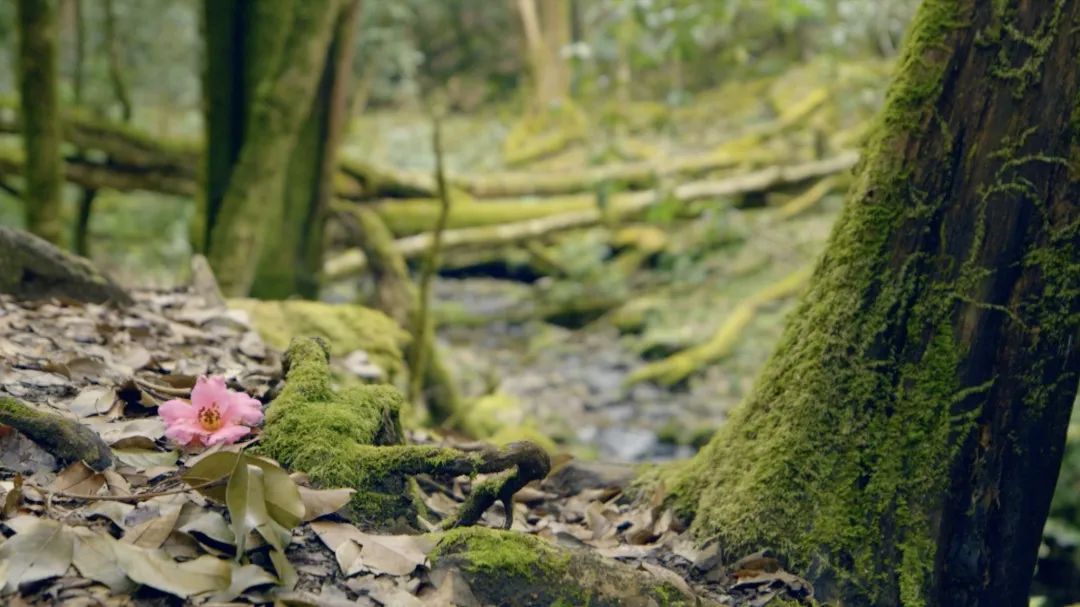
[
  {"left": 199, "top": 0, "right": 355, "bottom": 298},
  {"left": 15, "top": 0, "right": 64, "bottom": 245},
  {"left": 662, "top": 1, "right": 1080, "bottom": 605}
]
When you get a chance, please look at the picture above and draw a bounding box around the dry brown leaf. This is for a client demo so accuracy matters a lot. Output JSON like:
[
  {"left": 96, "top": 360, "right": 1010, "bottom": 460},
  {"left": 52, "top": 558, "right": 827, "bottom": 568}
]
[
  {"left": 310, "top": 521, "right": 434, "bottom": 577},
  {"left": 298, "top": 486, "right": 354, "bottom": 522},
  {"left": 68, "top": 387, "right": 116, "bottom": 418},
  {"left": 0, "top": 517, "right": 75, "bottom": 593},
  {"left": 51, "top": 462, "right": 106, "bottom": 496},
  {"left": 122, "top": 497, "right": 185, "bottom": 549}
]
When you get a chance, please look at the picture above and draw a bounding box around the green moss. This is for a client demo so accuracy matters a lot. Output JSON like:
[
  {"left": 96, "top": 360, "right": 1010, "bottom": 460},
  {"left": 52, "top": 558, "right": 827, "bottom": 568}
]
[
  {"left": 433, "top": 527, "right": 566, "bottom": 581},
  {"left": 230, "top": 298, "right": 409, "bottom": 382},
  {"left": 432, "top": 527, "right": 699, "bottom": 606}
]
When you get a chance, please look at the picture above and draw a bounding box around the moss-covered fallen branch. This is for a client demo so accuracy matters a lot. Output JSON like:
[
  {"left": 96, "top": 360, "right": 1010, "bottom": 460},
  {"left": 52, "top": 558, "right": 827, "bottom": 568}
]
[
  {"left": 257, "top": 337, "right": 550, "bottom": 530},
  {"left": 323, "top": 153, "right": 857, "bottom": 280},
  {"left": 626, "top": 266, "right": 812, "bottom": 387},
  {"left": 0, "top": 396, "right": 112, "bottom": 471}
]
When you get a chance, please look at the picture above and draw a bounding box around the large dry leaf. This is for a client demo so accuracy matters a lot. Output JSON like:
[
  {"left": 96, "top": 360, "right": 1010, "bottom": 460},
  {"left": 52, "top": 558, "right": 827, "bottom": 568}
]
[
  {"left": 426, "top": 564, "right": 481, "bottom": 607},
  {"left": 68, "top": 386, "right": 116, "bottom": 418},
  {"left": 50, "top": 462, "right": 105, "bottom": 496},
  {"left": 90, "top": 418, "right": 165, "bottom": 448},
  {"left": 122, "top": 497, "right": 184, "bottom": 549},
  {"left": 298, "top": 486, "right": 354, "bottom": 522},
  {"left": 112, "top": 448, "right": 179, "bottom": 471},
  {"left": 70, "top": 527, "right": 134, "bottom": 593},
  {"left": 176, "top": 507, "right": 236, "bottom": 554},
  {"left": 310, "top": 521, "right": 433, "bottom": 577},
  {"left": 209, "top": 563, "right": 278, "bottom": 603},
  {"left": 0, "top": 517, "right": 75, "bottom": 593},
  {"left": 112, "top": 542, "right": 232, "bottom": 599}
]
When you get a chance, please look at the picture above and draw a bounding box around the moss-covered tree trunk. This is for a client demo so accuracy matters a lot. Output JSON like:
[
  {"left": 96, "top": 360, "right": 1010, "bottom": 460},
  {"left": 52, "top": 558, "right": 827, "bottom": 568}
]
[
  {"left": 251, "top": 0, "right": 361, "bottom": 299},
  {"left": 665, "top": 2, "right": 1080, "bottom": 606},
  {"left": 199, "top": 0, "right": 346, "bottom": 297},
  {"left": 15, "top": 0, "right": 64, "bottom": 246}
]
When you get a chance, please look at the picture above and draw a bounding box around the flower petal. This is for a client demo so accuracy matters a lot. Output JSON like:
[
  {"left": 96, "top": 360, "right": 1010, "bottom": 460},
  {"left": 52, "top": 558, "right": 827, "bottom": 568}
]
[
  {"left": 191, "top": 375, "right": 231, "bottom": 410},
  {"left": 164, "top": 420, "right": 201, "bottom": 446},
  {"left": 205, "top": 424, "right": 252, "bottom": 446},
  {"left": 230, "top": 393, "right": 264, "bottom": 425},
  {"left": 158, "top": 399, "right": 196, "bottom": 424}
]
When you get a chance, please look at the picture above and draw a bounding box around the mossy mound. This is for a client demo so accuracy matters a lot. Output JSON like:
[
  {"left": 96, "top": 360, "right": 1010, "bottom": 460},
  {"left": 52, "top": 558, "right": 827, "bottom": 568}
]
[
  {"left": 229, "top": 298, "right": 408, "bottom": 382},
  {"left": 432, "top": 527, "right": 706, "bottom": 606},
  {"left": 257, "top": 337, "right": 445, "bottom": 527}
]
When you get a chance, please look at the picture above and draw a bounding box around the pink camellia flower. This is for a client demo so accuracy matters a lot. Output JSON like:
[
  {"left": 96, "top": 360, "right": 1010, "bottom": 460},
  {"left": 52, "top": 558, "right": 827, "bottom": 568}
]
[{"left": 158, "top": 376, "right": 263, "bottom": 448}]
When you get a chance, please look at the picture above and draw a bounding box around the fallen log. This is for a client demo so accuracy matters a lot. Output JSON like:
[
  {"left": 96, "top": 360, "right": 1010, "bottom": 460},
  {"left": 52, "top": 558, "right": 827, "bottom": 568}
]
[
  {"left": 0, "top": 148, "right": 196, "bottom": 197},
  {"left": 0, "top": 225, "right": 132, "bottom": 305},
  {"left": 323, "top": 153, "right": 858, "bottom": 280},
  {"left": 0, "top": 396, "right": 113, "bottom": 471},
  {"left": 0, "top": 98, "right": 841, "bottom": 201}
]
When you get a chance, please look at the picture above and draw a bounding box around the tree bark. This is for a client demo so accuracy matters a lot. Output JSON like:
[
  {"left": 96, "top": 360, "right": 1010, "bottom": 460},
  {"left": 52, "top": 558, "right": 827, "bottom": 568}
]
[
  {"left": 201, "top": 0, "right": 342, "bottom": 297},
  {"left": 665, "top": 2, "right": 1080, "bottom": 605},
  {"left": 15, "top": 0, "right": 65, "bottom": 246},
  {"left": 252, "top": 0, "right": 362, "bottom": 299}
]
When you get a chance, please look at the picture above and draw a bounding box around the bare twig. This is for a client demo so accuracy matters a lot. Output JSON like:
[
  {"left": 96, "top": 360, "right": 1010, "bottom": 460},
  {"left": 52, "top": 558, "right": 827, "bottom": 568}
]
[{"left": 407, "top": 118, "right": 452, "bottom": 410}]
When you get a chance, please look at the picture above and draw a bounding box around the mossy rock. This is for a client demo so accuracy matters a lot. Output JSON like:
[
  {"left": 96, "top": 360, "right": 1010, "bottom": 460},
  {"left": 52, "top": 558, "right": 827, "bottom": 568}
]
[
  {"left": 431, "top": 527, "right": 708, "bottom": 606},
  {"left": 229, "top": 299, "right": 408, "bottom": 382}
]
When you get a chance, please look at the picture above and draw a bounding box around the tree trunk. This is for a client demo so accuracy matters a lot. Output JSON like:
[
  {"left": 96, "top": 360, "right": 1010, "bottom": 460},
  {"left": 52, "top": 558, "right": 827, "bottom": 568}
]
[
  {"left": 664, "top": 2, "right": 1080, "bottom": 605},
  {"left": 103, "top": 0, "right": 132, "bottom": 123},
  {"left": 515, "top": 0, "right": 570, "bottom": 108},
  {"left": 15, "top": 0, "right": 64, "bottom": 246},
  {"left": 252, "top": 0, "right": 362, "bottom": 299},
  {"left": 200, "top": 0, "right": 342, "bottom": 297}
]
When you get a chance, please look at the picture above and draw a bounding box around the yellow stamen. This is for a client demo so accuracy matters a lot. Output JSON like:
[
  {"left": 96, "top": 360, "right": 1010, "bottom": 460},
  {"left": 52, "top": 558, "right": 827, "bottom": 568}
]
[{"left": 198, "top": 404, "right": 223, "bottom": 431}]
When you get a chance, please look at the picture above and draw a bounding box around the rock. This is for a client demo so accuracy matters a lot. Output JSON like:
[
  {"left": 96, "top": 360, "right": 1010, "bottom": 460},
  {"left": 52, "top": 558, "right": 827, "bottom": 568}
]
[{"left": 543, "top": 459, "right": 637, "bottom": 497}]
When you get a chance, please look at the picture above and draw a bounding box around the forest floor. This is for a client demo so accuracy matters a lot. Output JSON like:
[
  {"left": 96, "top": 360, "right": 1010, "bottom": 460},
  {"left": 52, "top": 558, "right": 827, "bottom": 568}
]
[{"left": 0, "top": 291, "right": 812, "bottom": 606}]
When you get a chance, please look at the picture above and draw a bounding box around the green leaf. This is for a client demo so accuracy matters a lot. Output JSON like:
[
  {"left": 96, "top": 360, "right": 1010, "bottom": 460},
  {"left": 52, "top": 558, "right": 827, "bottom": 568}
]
[
  {"left": 226, "top": 463, "right": 291, "bottom": 556},
  {"left": 268, "top": 547, "right": 298, "bottom": 591},
  {"left": 182, "top": 451, "right": 242, "bottom": 503},
  {"left": 245, "top": 455, "right": 305, "bottom": 529}
]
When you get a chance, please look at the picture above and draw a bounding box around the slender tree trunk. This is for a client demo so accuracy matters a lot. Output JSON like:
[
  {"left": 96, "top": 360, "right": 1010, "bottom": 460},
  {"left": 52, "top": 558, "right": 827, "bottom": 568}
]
[
  {"left": 71, "top": 0, "right": 97, "bottom": 257},
  {"left": 201, "top": 0, "right": 342, "bottom": 296},
  {"left": 103, "top": 0, "right": 132, "bottom": 123},
  {"left": 515, "top": 0, "right": 570, "bottom": 108},
  {"left": 15, "top": 0, "right": 65, "bottom": 246},
  {"left": 665, "top": 2, "right": 1080, "bottom": 605}
]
